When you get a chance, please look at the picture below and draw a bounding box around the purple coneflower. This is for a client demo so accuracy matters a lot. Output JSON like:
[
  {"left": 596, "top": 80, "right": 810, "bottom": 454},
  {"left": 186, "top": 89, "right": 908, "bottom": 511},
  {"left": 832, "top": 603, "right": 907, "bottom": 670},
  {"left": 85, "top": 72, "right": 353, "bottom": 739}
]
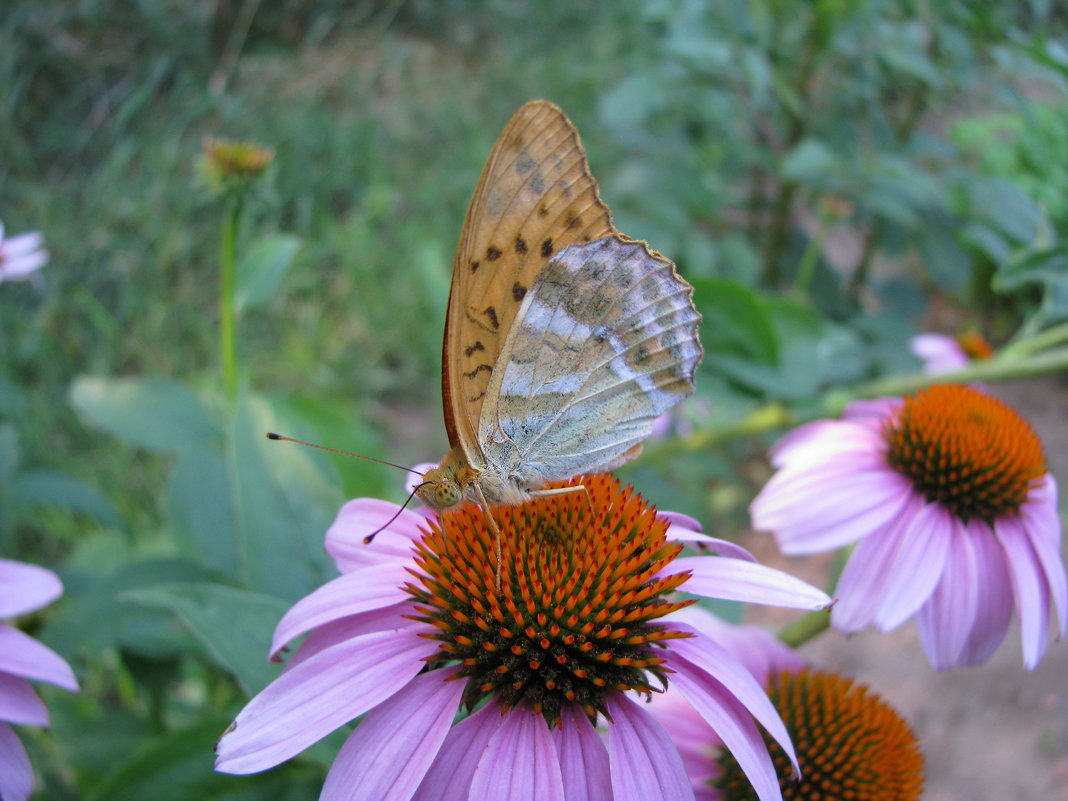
[
  {"left": 0, "top": 559, "right": 79, "bottom": 801},
  {"left": 645, "top": 608, "right": 924, "bottom": 801},
  {"left": 216, "top": 474, "right": 830, "bottom": 801},
  {"left": 909, "top": 332, "right": 992, "bottom": 375},
  {"left": 751, "top": 383, "right": 1067, "bottom": 669},
  {"left": 0, "top": 222, "right": 48, "bottom": 284}
]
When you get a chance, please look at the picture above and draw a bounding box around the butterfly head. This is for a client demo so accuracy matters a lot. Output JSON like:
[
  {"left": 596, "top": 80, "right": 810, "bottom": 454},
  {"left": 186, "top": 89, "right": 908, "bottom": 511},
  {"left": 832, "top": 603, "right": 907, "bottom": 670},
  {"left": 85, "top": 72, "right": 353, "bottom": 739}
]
[
  {"left": 415, "top": 452, "right": 482, "bottom": 512},
  {"left": 417, "top": 468, "right": 463, "bottom": 510}
]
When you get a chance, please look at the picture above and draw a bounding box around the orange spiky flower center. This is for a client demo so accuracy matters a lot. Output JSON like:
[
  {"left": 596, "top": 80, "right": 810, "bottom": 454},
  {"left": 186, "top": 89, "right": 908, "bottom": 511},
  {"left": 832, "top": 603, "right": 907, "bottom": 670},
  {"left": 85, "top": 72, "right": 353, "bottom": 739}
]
[
  {"left": 405, "top": 474, "right": 694, "bottom": 726},
  {"left": 714, "top": 669, "right": 924, "bottom": 801},
  {"left": 884, "top": 384, "right": 1045, "bottom": 524}
]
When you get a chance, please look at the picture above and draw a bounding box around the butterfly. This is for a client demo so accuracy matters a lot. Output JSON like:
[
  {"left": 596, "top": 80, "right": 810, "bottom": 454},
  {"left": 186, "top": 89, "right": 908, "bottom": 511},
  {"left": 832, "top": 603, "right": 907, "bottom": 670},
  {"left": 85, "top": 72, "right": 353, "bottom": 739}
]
[{"left": 414, "top": 100, "right": 702, "bottom": 530}]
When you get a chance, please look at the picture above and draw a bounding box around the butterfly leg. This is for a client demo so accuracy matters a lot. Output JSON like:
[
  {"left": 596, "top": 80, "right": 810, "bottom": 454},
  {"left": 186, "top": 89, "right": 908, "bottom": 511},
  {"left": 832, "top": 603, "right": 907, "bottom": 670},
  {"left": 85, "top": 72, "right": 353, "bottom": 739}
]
[
  {"left": 471, "top": 484, "right": 504, "bottom": 591},
  {"left": 528, "top": 484, "right": 595, "bottom": 518}
]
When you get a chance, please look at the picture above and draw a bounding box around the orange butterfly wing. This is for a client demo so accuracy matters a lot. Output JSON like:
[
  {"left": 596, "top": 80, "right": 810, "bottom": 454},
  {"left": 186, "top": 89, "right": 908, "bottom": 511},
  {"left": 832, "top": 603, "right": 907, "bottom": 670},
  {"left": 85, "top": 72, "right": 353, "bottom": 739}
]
[{"left": 442, "top": 100, "right": 616, "bottom": 465}]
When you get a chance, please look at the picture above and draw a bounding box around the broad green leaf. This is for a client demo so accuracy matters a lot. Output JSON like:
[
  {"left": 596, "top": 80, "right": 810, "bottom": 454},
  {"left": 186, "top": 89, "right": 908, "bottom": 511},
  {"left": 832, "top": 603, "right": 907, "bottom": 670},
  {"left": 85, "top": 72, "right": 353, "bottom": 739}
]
[
  {"left": 918, "top": 226, "right": 973, "bottom": 292},
  {"left": 781, "top": 139, "right": 838, "bottom": 184},
  {"left": 691, "top": 277, "right": 778, "bottom": 364},
  {"left": 234, "top": 234, "right": 301, "bottom": 313},
  {"left": 0, "top": 377, "right": 28, "bottom": 418},
  {"left": 0, "top": 425, "right": 17, "bottom": 485},
  {"left": 124, "top": 582, "right": 289, "bottom": 694},
  {"left": 85, "top": 714, "right": 320, "bottom": 801},
  {"left": 12, "top": 470, "right": 121, "bottom": 527},
  {"left": 167, "top": 446, "right": 239, "bottom": 575},
  {"left": 42, "top": 557, "right": 211, "bottom": 660},
  {"left": 227, "top": 392, "right": 340, "bottom": 598},
  {"left": 70, "top": 376, "right": 219, "bottom": 452}
]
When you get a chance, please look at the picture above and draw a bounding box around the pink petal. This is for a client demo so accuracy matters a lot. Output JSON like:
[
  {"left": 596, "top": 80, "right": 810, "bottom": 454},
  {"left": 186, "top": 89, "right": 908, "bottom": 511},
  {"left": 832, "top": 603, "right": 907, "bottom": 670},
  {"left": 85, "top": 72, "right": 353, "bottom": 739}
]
[
  {"left": 411, "top": 701, "right": 506, "bottom": 801},
  {"left": 0, "top": 675, "right": 48, "bottom": 727},
  {"left": 553, "top": 704, "right": 612, "bottom": 801},
  {"left": 605, "top": 692, "right": 695, "bottom": 801},
  {"left": 674, "top": 556, "right": 830, "bottom": 610},
  {"left": 0, "top": 626, "right": 78, "bottom": 691},
  {"left": 909, "top": 334, "right": 970, "bottom": 374},
  {"left": 0, "top": 561, "right": 62, "bottom": 617},
  {"left": 0, "top": 250, "right": 47, "bottom": 280},
  {"left": 917, "top": 526, "right": 982, "bottom": 669},
  {"left": 768, "top": 420, "right": 887, "bottom": 468},
  {"left": 3, "top": 232, "right": 44, "bottom": 258},
  {"left": 1020, "top": 475, "right": 1067, "bottom": 637},
  {"left": 668, "top": 631, "right": 797, "bottom": 777},
  {"left": 840, "top": 397, "right": 902, "bottom": 424},
  {"left": 320, "top": 666, "right": 465, "bottom": 801},
  {"left": 642, "top": 689, "right": 718, "bottom": 788},
  {"left": 215, "top": 624, "right": 431, "bottom": 774},
  {"left": 664, "top": 606, "right": 804, "bottom": 682},
  {"left": 663, "top": 654, "right": 782, "bottom": 801},
  {"left": 469, "top": 708, "right": 565, "bottom": 801},
  {"left": 270, "top": 565, "right": 410, "bottom": 656},
  {"left": 284, "top": 602, "right": 415, "bottom": 670},
  {"left": 957, "top": 524, "right": 1013, "bottom": 665},
  {"left": 998, "top": 516, "right": 1054, "bottom": 669},
  {"left": 753, "top": 463, "right": 911, "bottom": 555},
  {"left": 873, "top": 501, "right": 953, "bottom": 630},
  {"left": 0, "top": 724, "right": 32, "bottom": 801},
  {"left": 325, "top": 499, "right": 428, "bottom": 573}
]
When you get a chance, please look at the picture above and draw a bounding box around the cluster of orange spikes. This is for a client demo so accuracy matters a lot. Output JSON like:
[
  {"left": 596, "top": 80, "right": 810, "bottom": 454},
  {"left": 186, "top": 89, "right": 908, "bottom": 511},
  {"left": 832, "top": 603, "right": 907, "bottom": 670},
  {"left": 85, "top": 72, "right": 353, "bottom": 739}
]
[
  {"left": 404, "top": 474, "right": 695, "bottom": 724},
  {"left": 884, "top": 384, "right": 1045, "bottom": 523}
]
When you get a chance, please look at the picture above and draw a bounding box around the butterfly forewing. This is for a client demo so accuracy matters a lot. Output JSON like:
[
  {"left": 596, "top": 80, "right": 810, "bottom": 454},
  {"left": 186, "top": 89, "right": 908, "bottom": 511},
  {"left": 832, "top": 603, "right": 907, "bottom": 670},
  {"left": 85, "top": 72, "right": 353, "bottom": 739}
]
[
  {"left": 443, "top": 100, "right": 616, "bottom": 465},
  {"left": 478, "top": 236, "right": 702, "bottom": 486}
]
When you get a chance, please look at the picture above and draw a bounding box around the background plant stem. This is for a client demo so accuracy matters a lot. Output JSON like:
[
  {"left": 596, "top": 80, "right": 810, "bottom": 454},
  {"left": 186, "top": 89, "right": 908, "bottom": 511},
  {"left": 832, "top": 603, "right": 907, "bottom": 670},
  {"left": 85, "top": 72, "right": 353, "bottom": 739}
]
[{"left": 220, "top": 201, "right": 241, "bottom": 403}]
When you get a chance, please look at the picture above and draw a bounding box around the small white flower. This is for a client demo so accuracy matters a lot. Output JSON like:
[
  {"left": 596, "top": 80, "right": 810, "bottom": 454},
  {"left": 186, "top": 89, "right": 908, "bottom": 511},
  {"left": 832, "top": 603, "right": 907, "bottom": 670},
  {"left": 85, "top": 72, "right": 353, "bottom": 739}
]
[{"left": 0, "top": 222, "right": 49, "bottom": 283}]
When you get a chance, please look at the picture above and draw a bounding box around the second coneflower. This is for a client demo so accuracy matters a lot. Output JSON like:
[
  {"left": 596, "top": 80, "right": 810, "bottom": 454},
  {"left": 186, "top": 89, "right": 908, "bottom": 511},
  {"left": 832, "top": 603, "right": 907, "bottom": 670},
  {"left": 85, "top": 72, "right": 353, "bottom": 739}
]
[
  {"left": 751, "top": 384, "right": 1067, "bottom": 669},
  {"left": 216, "top": 474, "right": 831, "bottom": 801},
  {"left": 645, "top": 608, "right": 923, "bottom": 801}
]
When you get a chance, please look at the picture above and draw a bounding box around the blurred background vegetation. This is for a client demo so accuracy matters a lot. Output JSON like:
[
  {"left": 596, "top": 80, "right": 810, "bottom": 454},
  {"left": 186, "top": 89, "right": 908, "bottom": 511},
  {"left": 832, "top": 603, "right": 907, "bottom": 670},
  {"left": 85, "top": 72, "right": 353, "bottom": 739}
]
[{"left": 2, "top": 0, "right": 1067, "bottom": 797}]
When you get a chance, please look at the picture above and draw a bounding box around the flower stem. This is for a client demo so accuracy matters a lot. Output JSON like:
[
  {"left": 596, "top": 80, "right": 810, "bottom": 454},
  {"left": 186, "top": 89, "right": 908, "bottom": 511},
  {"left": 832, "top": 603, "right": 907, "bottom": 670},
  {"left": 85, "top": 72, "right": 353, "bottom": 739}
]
[
  {"left": 778, "top": 608, "right": 830, "bottom": 648},
  {"left": 1000, "top": 320, "right": 1068, "bottom": 360},
  {"left": 220, "top": 201, "right": 241, "bottom": 403},
  {"left": 837, "top": 346, "right": 1068, "bottom": 411}
]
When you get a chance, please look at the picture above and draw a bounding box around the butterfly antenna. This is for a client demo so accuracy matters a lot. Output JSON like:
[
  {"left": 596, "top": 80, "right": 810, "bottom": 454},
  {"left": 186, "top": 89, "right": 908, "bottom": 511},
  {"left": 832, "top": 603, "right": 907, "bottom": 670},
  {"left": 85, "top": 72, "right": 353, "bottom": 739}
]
[
  {"left": 363, "top": 483, "right": 426, "bottom": 545},
  {"left": 265, "top": 432, "right": 426, "bottom": 476}
]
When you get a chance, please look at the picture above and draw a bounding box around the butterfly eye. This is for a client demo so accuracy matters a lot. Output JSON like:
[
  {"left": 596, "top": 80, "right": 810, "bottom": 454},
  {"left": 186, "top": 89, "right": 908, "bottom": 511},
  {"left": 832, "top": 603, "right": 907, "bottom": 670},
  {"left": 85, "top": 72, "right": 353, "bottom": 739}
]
[{"left": 434, "top": 480, "right": 462, "bottom": 509}]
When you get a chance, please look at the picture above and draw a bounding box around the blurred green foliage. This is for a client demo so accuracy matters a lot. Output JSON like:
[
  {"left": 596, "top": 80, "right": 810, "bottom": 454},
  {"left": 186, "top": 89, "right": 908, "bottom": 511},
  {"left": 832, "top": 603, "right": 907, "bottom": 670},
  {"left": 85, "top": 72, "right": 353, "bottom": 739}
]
[{"left": 2, "top": 0, "right": 1068, "bottom": 797}]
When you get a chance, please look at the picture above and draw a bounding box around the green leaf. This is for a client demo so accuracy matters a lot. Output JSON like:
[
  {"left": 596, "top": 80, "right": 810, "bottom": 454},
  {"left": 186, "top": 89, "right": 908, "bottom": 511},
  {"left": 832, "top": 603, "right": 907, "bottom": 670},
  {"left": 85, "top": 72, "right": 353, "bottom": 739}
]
[
  {"left": 167, "top": 446, "right": 239, "bottom": 575},
  {"left": 226, "top": 392, "right": 340, "bottom": 597},
  {"left": 11, "top": 470, "right": 121, "bottom": 527},
  {"left": 85, "top": 714, "right": 320, "bottom": 801},
  {"left": 234, "top": 234, "right": 301, "bottom": 313},
  {"left": 42, "top": 557, "right": 212, "bottom": 660},
  {"left": 691, "top": 277, "right": 778, "bottom": 365},
  {"left": 0, "top": 424, "right": 18, "bottom": 485},
  {"left": 70, "top": 376, "right": 219, "bottom": 452},
  {"left": 781, "top": 139, "right": 838, "bottom": 184},
  {"left": 124, "top": 582, "right": 289, "bottom": 694}
]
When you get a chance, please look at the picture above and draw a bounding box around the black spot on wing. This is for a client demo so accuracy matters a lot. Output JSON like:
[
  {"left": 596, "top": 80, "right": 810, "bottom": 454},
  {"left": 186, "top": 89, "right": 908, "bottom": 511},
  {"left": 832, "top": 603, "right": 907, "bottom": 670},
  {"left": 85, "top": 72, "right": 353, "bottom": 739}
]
[
  {"left": 512, "top": 283, "right": 527, "bottom": 302},
  {"left": 463, "top": 364, "right": 493, "bottom": 380},
  {"left": 486, "top": 245, "right": 502, "bottom": 262},
  {"left": 515, "top": 235, "right": 528, "bottom": 254},
  {"left": 516, "top": 152, "right": 536, "bottom": 174},
  {"left": 541, "top": 238, "right": 554, "bottom": 258},
  {"left": 464, "top": 341, "right": 485, "bottom": 357},
  {"left": 469, "top": 260, "right": 480, "bottom": 273},
  {"left": 483, "top": 306, "right": 499, "bottom": 330}
]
